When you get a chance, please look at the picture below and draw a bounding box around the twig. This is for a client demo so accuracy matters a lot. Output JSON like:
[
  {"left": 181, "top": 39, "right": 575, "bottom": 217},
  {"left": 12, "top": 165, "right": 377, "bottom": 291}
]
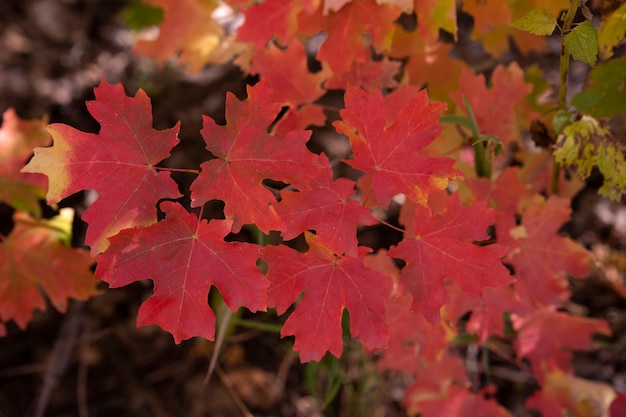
[
  {"left": 215, "top": 366, "right": 254, "bottom": 417},
  {"left": 30, "top": 301, "right": 85, "bottom": 417},
  {"left": 77, "top": 315, "right": 91, "bottom": 417},
  {"left": 203, "top": 305, "right": 233, "bottom": 385}
]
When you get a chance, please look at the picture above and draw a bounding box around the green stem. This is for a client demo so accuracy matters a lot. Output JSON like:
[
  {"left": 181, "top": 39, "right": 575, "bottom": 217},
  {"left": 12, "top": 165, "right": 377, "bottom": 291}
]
[
  {"left": 473, "top": 141, "right": 492, "bottom": 179},
  {"left": 552, "top": 0, "right": 579, "bottom": 195}
]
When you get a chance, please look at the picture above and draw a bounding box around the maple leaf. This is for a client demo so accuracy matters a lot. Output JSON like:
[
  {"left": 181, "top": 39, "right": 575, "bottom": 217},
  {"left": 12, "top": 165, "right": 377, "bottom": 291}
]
[
  {"left": 513, "top": 307, "right": 610, "bottom": 377},
  {"left": 237, "top": 0, "right": 317, "bottom": 49},
  {"left": 133, "top": 0, "right": 224, "bottom": 72},
  {"left": 95, "top": 201, "right": 267, "bottom": 344},
  {"left": 0, "top": 209, "right": 98, "bottom": 330},
  {"left": 22, "top": 80, "right": 182, "bottom": 255},
  {"left": 527, "top": 370, "right": 616, "bottom": 417},
  {"left": 388, "top": 193, "right": 512, "bottom": 322},
  {"left": 463, "top": 0, "right": 511, "bottom": 37},
  {"left": 450, "top": 63, "right": 532, "bottom": 147},
  {"left": 249, "top": 39, "right": 329, "bottom": 106},
  {"left": 390, "top": 30, "right": 465, "bottom": 102},
  {"left": 324, "top": 58, "right": 401, "bottom": 92},
  {"left": 0, "top": 109, "right": 51, "bottom": 216},
  {"left": 417, "top": 386, "right": 515, "bottom": 417},
  {"left": 402, "top": 353, "right": 469, "bottom": 414},
  {"left": 376, "top": 293, "right": 451, "bottom": 376},
  {"left": 333, "top": 85, "right": 460, "bottom": 208},
  {"left": 262, "top": 233, "right": 393, "bottom": 361},
  {"left": 276, "top": 159, "right": 376, "bottom": 256},
  {"left": 414, "top": 0, "right": 457, "bottom": 40},
  {"left": 501, "top": 196, "right": 591, "bottom": 306},
  {"left": 299, "top": 0, "right": 402, "bottom": 74},
  {"left": 273, "top": 105, "right": 326, "bottom": 137},
  {"left": 190, "top": 80, "right": 328, "bottom": 234}
]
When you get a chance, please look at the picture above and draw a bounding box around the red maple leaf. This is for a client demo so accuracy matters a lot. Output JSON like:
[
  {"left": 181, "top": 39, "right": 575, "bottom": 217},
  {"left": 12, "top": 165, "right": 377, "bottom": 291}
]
[
  {"left": 324, "top": 58, "right": 401, "bottom": 92},
  {"left": 501, "top": 196, "right": 591, "bottom": 306},
  {"left": 0, "top": 109, "right": 51, "bottom": 216},
  {"left": 95, "top": 201, "right": 267, "bottom": 344},
  {"left": 249, "top": 39, "right": 329, "bottom": 106},
  {"left": 190, "top": 80, "right": 328, "bottom": 234},
  {"left": 272, "top": 105, "right": 327, "bottom": 137},
  {"left": 450, "top": 63, "right": 532, "bottom": 146},
  {"left": 236, "top": 0, "right": 318, "bottom": 49},
  {"left": 0, "top": 210, "right": 98, "bottom": 330},
  {"left": 22, "top": 80, "right": 182, "bottom": 254},
  {"left": 376, "top": 294, "right": 451, "bottom": 376},
  {"left": 298, "top": 0, "right": 402, "bottom": 74},
  {"left": 513, "top": 307, "right": 610, "bottom": 377},
  {"left": 262, "top": 233, "right": 393, "bottom": 361},
  {"left": 276, "top": 160, "right": 376, "bottom": 256},
  {"left": 333, "top": 85, "right": 460, "bottom": 208},
  {"left": 417, "top": 386, "right": 515, "bottom": 417},
  {"left": 388, "top": 193, "right": 512, "bottom": 322}
]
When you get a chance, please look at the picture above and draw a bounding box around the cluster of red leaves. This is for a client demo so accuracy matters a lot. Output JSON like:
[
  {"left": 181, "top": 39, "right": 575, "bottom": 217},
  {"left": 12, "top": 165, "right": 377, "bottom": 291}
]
[{"left": 3, "top": 0, "right": 619, "bottom": 416}]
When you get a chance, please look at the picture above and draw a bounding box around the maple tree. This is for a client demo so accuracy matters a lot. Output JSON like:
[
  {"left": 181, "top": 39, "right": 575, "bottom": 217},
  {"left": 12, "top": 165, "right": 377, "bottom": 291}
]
[{"left": 2, "top": 0, "right": 626, "bottom": 415}]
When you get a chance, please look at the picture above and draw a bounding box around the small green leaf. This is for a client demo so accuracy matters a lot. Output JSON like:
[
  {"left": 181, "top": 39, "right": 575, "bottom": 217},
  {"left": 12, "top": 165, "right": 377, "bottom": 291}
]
[
  {"left": 598, "top": 2, "right": 626, "bottom": 59},
  {"left": 122, "top": 0, "right": 164, "bottom": 30},
  {"left": 564, "top": 20, "right": 598, "bottom": 66},
  {"left": 510, "top": 8, "right": 557, "bottom": 35},
  {"left": 553, "top": 109, "right": 574, "bottom": 134},
  {"left": 572, "top": 56, "right": 626, "bottom": 117},
  {"left": 439, "top": 114, "right": 474, "bottom": 131},
  {"left": 462, "top": 97, "right": 480, "bottom": 138}
]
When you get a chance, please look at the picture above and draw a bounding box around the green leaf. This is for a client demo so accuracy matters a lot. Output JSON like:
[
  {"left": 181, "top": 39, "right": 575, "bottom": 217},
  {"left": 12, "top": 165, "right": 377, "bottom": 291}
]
[
  {"left": 564, "top": 20, "right": 598, "bottom": 66},
  {"left": 439, "top": 114, "right": 474, "bottom": 131},
  {"left": 572, "top": 56, "right": 626, "bottom": 117},
  {"left": 598, "top": 2, "right": 626, "bottom": 59},
  {"left": 510, "top": 8, "right": 557, "bottom": 35},
  {"left": 122, "top": 0, "right": 164, "bottom": 30},
  {"left": 553, "top": 109, "right": 574, "bottom": 134}
]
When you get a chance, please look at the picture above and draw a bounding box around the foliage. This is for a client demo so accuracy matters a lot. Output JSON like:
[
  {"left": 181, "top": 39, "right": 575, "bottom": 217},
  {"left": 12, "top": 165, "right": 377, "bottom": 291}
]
[{"left": 2, "top": 0, "right": 626, "bottom": 415}]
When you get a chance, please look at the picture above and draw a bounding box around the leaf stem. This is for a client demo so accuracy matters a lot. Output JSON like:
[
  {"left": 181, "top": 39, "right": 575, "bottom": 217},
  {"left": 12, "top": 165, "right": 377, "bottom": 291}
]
[
  {"left": 155, "top": 166, "right": 201, "bottom": 174},
  {"left": 552, "top": 0, "right": 579, "bottom": 195}
]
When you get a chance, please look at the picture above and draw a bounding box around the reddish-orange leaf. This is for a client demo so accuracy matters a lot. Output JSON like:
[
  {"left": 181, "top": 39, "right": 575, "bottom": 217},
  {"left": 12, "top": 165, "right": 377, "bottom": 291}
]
[
  {"left": 237, "top": 0, "right": 315, "bottom": 49},
  {"left": 0, "top": 210, "right": 97, "bottom": 330},
  {"left": 334, "top": 85, "right": 460, "bottom": 208},
  {"left": 249, "top": 39, "right": 329, "bottom": 106},
  {"left": 376, "top": 294, "right": 451, "bottom": 376},
  {"left": 501, "top": 196, "right": 591, "bottom": 306},
  {"left": 133, "top": 0, "right": 223, "bottom": 72},
  {"left": 403, "top": 353, "right": 469, "bottom": 414},
  {"left": 463, "top": 0, "right": 511, "bottom": 37},
  {"left": 262, "top": 233, "right": 393, "bottom": 361},
  {"left": 96, "top": 201, "right": 267, "bottom": 344},
  {"left": 324, "top": 58, "right": 401, "bottom": 91},
  {"left": 0, "top": 109, "right": 51, "bottom": 216},
  {"left": 513, "top": 307, "right": 610, "bottom": 377},
  {"left": 450, "top": 63, "right": 532, "bottom": 146},
  {"left": 22, "top": 80, "right": 182, "bottom": 254},
  {"left": 388, "top": 193, "right": 512, "bottom": 322},
  {"left": 299, "top": 0, "right": 402, "bottom": 74},
  {"left": 527, "top": 369, "right": 616, "bottom": 417},
  {"left": 276, "top": 159, "right": 375, "bottom": 256},
  {"left": 190, "top": 80, "right": 328, "bottom": 234},
  {"left": 414, "top": 0, "right": 457, "bottom": 41},
  {"left": 390, "top": 31, "right": 465, "bottom": 102},
  {"left": 273, "top": 105, "right": 327, "bottom": 137},
  {"left": 417, "top": 386, "right": 515, "bottom": 417}
]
